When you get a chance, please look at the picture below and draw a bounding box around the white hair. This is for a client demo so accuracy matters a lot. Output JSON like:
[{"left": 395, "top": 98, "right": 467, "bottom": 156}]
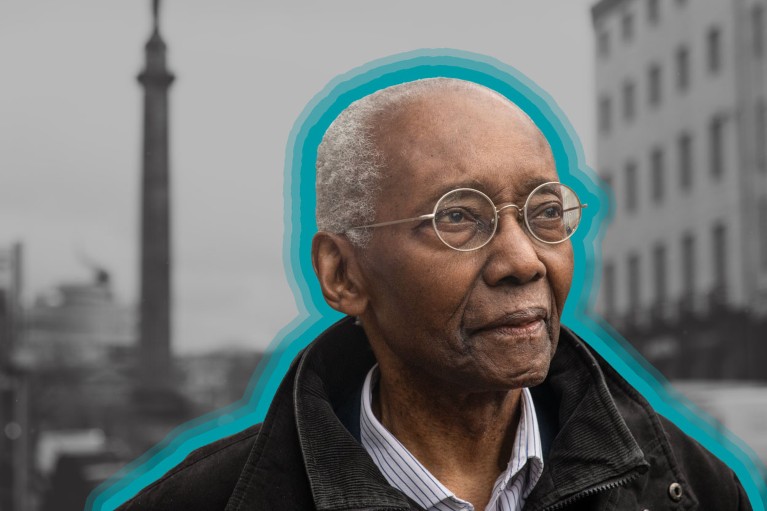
[{"left": 315, "top": 77, "right": 504, "bottom": 246}]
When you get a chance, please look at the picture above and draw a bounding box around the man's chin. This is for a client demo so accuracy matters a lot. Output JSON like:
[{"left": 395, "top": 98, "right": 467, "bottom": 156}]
[
  {"left": 514, "top": 366, "right": 550, "bottom": 388},
  {"left": 494, "top": 359, "right": 552, "bottom": 389},
  {"left": 457, "top": 360, "right": 552, "bottom": 393}
]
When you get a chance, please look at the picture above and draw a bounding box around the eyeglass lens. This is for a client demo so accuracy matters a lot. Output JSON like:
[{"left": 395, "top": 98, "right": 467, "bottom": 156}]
[{"left": 433, "top": 183, "right": 581, "bottom": 250}]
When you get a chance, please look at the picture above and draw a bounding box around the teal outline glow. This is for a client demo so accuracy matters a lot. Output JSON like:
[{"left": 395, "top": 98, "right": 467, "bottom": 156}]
[{"left": 88, "top": 49, "right": 767, "bottom": 510}]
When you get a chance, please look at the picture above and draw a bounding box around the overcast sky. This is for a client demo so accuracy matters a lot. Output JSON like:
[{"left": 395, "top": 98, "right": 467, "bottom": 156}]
[{"left": 0, "top": 0, "right": 596, "bottom": 353}]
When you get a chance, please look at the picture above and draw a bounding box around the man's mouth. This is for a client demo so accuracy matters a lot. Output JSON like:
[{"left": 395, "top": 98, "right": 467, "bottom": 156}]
[{"left": 466, "top": 307, "right": 549, "bottom": 338}]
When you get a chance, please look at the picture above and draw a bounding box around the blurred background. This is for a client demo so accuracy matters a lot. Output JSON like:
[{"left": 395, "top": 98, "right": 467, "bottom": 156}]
[{"left": 1, "top": 0, "right": 765, "bottom": 509}]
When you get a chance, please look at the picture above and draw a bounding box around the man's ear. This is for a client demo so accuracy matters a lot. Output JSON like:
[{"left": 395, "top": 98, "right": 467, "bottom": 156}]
[{"left": 311, "top": 232, "right": 369, "bottom": 316}]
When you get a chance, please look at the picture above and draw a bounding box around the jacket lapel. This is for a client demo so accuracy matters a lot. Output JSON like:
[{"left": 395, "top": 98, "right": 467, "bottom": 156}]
[
  {"left": 524, "top": 329, "right": 649, "bottom": 510},
  {"left": 224, "top": 351, "right": 316, "bottom": 511},
  {"left": 226, "top": 318, "right": 413, "bottom": 511},
  {"left": 293, "top": 318, "right": 413, "bottom": 511}
]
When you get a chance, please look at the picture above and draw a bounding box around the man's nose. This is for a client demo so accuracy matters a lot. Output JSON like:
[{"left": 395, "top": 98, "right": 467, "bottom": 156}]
[{"left": 482, "top": 208, "right": 546, "bottom": 286}]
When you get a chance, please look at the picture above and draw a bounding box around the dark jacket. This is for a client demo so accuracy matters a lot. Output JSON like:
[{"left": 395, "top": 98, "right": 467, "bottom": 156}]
[{"left": 118, "top": 317, "right": 752, "bottom": 510}]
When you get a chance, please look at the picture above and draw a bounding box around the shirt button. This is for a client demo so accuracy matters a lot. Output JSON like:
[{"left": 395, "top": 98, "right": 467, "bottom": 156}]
[{"left": 668, "top": 482, "right": 683, "bottom": 501}]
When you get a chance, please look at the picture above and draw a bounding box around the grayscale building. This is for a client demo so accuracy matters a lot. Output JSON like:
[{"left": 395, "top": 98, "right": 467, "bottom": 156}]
[
  {"left": 25, "top": 271, "right": 135, "bottom": 369},
  {"left": 592, "top": 0, "right": 767, "bottom": 380}
]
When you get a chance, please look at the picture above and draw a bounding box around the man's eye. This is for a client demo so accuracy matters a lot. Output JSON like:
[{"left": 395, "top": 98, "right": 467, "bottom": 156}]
[
  {"left": 436, "top": 208, "right": 476, "bottom": 224},
  {"left": 532, "top": 203, "right": 563, "bottom": 219}
]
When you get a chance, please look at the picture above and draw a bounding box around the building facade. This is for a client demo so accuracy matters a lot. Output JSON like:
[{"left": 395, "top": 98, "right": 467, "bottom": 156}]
[
  {"left": 592, "top": 0, "right": 767, "bottom": 379},
  {"left": 25, "top": 272, "right": 135, "bottom": 370}
]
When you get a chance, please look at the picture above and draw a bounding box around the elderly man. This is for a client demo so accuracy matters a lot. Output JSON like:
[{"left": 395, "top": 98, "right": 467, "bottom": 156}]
[{"left": 119, "top": 78, "right": 751, "bottom": 510}]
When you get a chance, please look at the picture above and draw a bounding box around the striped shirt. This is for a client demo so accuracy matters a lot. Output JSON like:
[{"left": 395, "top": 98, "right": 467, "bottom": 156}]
[{"left": 360, "top": 366, "right": 544, "bottom": 511}]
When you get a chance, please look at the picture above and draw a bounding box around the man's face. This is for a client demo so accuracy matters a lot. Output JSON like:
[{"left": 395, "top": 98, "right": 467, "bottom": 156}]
[{"left": 356, "top": 86, "right": 574, "bottom": 392}]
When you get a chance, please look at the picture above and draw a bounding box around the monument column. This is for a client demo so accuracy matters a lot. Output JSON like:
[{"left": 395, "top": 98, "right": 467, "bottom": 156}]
[{"left": 138, "top": 0, "right": 174, "bottom": 392}]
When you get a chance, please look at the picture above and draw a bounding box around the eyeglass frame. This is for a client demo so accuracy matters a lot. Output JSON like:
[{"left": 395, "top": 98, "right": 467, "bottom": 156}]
[{"left": 346, "top": 181, "right": 588, "bottom": 252}]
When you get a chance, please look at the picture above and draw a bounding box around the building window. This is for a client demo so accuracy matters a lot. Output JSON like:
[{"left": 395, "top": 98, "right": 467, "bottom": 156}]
[
  {"left": 598, "top": 30, "right": 610, "bottom": 58},
  {"left": 602, "top": 171, "right": 613, "bottom": 196},
  {"left": 759, "top": 198, "right": 767, "bottom": 270},
  {"left": 707, "top": 27, "right": 722, "bottom": 73},
  {"left": 653, "top": 243, "right": 667, "bottom": 306},
  {"left": 626, "top": 161, "right": 638, "bottom": 212},
  {"left": 598, "top": 95, "right": 612, "bottom": 134},
  {"left": 676, "top": 46, "right": 690, "bottom": 91},
  {"left": 622, "top": 11, "right": 634, "bottom": 42},
  {"left": 628, "top": 253, "right": 641, "bottom": 314},
  {"left": 757, "top": 101, "right": 767, "bottom": 172},
  {"left": 678, "top": 132, "right": 693, "bottom": 190},
  {"left": 681, "top": 233, "right": 696, "bottom": 305},
  {"left": 648, "top": 64, "right": 662, "bottom": 106},
  {"left": 709, "top": 115, "right": 725, "bottom": 178},
  {"left": 651, "top": 147, "right": 664, "bottom": 203},
  {"left": 754, "top": 5, "right": 764, "bottom": 57},
  {"left": 604, "top": 261, "right": 616, "bottom": 318},
  {"left": 648, "top": 0, "right": 660, "bottom": 24},
  {"left": 622, "top": 80, "right": 636, "bottom": 121},
  {"left": 712, "top": 222, "right": 727, "bottom": 301}
]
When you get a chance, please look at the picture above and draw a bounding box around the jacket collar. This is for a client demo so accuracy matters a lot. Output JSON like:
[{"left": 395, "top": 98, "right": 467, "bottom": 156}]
[
  {"left": 523, "top": 327, "right": 649, "bottom": 510},
  {"left": 229, "top": 317, "right": 651, "bottom": 511},
  {"left": 293, "top": 319, "right": 412, "bottom": 510}
]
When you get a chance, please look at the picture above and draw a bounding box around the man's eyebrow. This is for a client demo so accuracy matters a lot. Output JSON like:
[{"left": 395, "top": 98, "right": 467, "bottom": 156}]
[
  {"left": 413, "top": 175, "right": 560, "bottom": 212},
  {"left": 433, "top": 178, "right": 487, "bottom": 197},
  {"left": 476, "top": 176, "right": 560, "bottom": 203},
  {"left": 415, "top": 178, "right": 488, "bottom": 210},
  {"left": 514, "top": 176, "right": 559, "bottom": 196}
]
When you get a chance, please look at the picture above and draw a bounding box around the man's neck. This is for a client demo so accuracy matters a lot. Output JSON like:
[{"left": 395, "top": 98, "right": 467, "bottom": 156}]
[{"left": 372, "top": 368, "right": 523, "bottom": 510}]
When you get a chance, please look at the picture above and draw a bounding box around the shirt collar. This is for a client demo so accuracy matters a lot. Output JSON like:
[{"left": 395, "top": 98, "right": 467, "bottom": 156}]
[{"left": 360, "top": 365, "right": 544, "bottom": 510}]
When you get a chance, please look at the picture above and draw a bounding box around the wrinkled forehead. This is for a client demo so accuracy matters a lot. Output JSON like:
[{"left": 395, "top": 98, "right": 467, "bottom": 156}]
[{"left": 372, "top": 86, "right": 557, "bottom": 205}]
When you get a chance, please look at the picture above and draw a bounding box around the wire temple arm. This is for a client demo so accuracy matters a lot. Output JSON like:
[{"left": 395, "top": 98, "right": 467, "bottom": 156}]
[{"left": 348, "top": 213, "right": 435, "bottom": 230}]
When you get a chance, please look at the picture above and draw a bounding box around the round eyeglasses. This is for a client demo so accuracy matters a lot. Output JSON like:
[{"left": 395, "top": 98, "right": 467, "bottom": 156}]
[{"left": 347, "top": 181, "right": 587, "bottom": 251}]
